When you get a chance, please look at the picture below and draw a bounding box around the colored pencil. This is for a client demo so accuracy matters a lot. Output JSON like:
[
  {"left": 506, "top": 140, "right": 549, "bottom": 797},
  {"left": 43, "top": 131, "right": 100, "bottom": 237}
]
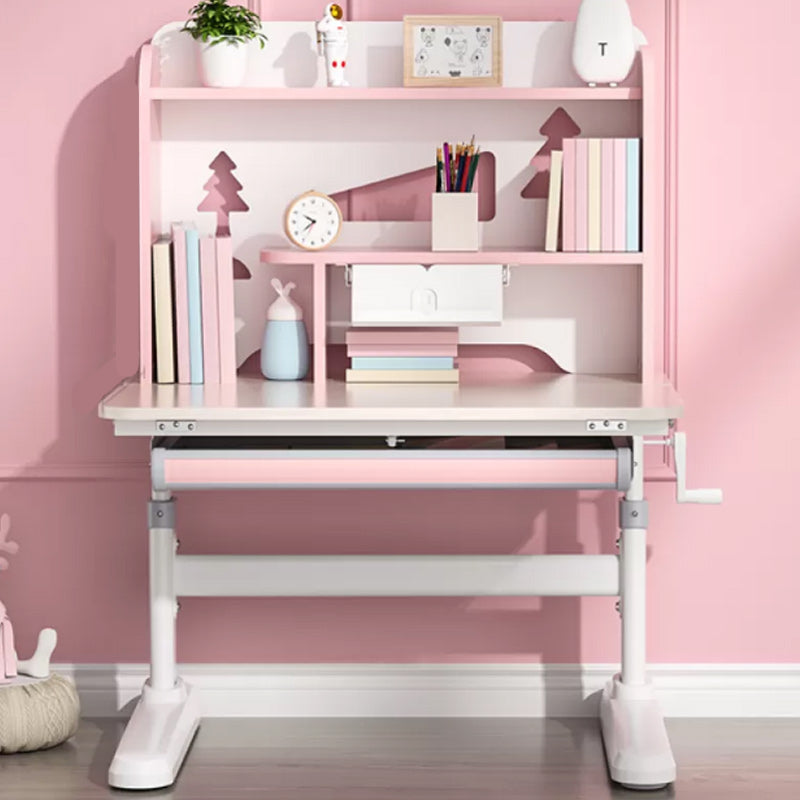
[
  {"left": 436, "top": 147, "right": 443, "bottom": 192},
  {"left": 443, "top": 142, "right": 452, "bottom": 192},
  {"left": 455, "top": 146, "right": 466, "bottom": 192},
  {"left": 466, "top": 147, "right": 481, "bottom": 192}
]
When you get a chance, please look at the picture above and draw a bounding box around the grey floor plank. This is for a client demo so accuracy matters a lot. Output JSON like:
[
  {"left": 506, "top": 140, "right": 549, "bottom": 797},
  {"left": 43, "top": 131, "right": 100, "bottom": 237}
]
[{"left": 0, "top": 718, "right": 798, "bottom": 799}]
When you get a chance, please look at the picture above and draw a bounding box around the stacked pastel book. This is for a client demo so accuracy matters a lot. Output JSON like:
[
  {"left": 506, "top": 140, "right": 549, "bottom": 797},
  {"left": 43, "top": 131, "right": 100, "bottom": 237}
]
[
  {"left": 150, "top": 223, "right": 237, "bottom": 385},
  {"left": 545, "top": 137, "right": 641, "bottom": 253},
  {"left": 345, "top": 328, "right": 459, "bottom": 384}
]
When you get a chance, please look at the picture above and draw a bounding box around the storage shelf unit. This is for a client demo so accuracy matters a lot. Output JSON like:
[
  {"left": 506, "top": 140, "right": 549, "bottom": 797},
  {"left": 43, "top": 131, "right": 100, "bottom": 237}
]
[{"left": 129, "top": 20, "right": 664, "bottom": 415}]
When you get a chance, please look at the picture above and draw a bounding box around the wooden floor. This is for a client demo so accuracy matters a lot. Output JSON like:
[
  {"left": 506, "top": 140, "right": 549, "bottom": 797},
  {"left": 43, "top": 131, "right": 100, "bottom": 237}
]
[{"left": 1, "top": 718, "right": 799, "bottom": 799}]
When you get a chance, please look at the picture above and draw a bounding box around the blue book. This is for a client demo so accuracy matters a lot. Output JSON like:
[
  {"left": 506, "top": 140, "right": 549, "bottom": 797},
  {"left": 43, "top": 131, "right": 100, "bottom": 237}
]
[
  {"left": 626, "top": 138, "right": 641, "bottom": 252},
  {"left": 350, "top": 357, "right": 454, "bottom": 371},
  {"left": 185, "top": 225, "right": 204, "bottom": 383}
]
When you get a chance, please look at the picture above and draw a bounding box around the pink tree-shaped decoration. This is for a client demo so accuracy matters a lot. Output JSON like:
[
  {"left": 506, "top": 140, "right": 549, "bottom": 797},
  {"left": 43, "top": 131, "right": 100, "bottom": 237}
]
[
  {"left": 521, "top": 108, "right": 581, "bottom": 199},
  {"left": 198, "top": 152, "right": 250, "bottom": 237}
]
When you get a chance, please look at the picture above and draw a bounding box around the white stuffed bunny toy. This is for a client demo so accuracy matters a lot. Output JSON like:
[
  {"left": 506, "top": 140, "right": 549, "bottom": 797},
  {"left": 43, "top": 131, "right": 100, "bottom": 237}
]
[{"left": 0, "top": 514, "right": 57, "bottom": 681}]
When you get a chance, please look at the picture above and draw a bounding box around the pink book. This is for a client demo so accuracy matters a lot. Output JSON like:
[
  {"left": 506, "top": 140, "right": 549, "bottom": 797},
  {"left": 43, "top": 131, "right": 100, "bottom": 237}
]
[
  {"left": 199, "top": 235, "right": 220, "bottom": 384},
  {"left": 575, "top": 139, "right": 589, "bottom": 251},
  {"left": 601, "top": 139, "right": 615, "bottom": 253},
  {"left": 171, "top": 223, "right": 191, "bottom": 383},
  {"left": 561, "top": 138, "right": 576, "bottom": 252},
  {"left": 613, "top": 138, "right": 628, "bottom": 252},
  {"left": 346, "top": 328, "right": 459, "bottom": 346},
  {"left": 347, "top": 344, "right": 459, "bottom": 358},
  {"left": 215, "top": 236, "right": 237, "bottom": 384}
]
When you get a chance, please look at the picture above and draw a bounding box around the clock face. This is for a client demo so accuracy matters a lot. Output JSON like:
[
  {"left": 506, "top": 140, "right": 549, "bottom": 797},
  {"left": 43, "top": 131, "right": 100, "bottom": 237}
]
[{"left": 284, "top": 191, "right": 343, "bottom": 251}]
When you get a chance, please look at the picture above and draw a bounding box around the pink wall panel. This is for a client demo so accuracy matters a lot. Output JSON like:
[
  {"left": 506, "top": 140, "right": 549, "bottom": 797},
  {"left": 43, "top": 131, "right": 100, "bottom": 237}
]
[{"left": 0, "top": 0, "right": 797, "bottom": 666}]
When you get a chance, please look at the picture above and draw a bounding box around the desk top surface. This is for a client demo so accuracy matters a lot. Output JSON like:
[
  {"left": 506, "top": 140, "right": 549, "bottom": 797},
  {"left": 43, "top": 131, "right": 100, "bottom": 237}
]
[{"left": 100, "top": 375, "right": 681, "bottom": 435}]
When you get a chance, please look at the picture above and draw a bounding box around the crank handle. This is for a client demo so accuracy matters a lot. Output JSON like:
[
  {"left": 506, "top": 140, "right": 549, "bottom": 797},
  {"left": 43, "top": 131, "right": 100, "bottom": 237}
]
[{"left": 673, "top": 432, "right": 723, "bottom": 504}]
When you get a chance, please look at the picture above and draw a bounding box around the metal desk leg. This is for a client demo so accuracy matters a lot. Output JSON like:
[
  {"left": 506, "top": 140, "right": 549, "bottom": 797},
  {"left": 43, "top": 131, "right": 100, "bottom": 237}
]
[
  {"left": 108, "top": 489, "right": 200, "bottom": 790},
  {"left": 600, "top": 436, "right": 676, "bottom": 790}
]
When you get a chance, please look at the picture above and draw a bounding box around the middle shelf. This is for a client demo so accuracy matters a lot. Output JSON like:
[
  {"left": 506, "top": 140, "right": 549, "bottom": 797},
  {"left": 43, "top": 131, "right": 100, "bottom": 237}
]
[{"left": 260, "top": 248, "right": 645, "bottom": 265}]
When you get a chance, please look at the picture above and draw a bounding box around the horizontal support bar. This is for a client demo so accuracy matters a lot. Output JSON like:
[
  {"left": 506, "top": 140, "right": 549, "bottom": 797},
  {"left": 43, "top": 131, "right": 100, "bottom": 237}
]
[{"left": 174, "top": 555, "right": 620, "bottom": 598}]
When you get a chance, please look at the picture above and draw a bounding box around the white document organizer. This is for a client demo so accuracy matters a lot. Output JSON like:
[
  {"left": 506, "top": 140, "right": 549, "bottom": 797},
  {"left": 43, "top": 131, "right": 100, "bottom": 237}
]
[{"left": 350, "top": 264, "right": 503, "bottom": 326}]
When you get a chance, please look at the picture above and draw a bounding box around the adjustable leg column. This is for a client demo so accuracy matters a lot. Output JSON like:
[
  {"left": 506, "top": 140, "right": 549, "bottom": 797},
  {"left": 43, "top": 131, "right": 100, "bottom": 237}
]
[
  {"left": 600, "top": 436, "right": 676, "bottom": 790},
  {"left": 108, "top": 490, "right": 201, "bottom": 789}
]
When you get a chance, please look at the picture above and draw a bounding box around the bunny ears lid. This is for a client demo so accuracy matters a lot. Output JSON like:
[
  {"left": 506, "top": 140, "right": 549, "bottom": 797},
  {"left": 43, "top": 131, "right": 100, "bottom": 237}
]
[{"left": 267, "top": 278, "right": 303, "bottom": 321}]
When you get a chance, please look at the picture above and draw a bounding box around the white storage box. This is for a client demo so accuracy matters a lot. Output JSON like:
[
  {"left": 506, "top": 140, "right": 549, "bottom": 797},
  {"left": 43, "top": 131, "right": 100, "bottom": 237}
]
[
  {"left": 350, "top": 263, "right": 503, "bottom": 326},
  {"left": 431, "top": 193, "right": 480, "bottom": 251}
]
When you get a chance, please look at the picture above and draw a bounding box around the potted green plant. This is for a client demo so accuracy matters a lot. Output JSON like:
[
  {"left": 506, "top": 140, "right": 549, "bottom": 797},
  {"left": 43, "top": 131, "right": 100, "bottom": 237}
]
[{"left": 183, "top": 0, "right": 267, "bottom": 87}]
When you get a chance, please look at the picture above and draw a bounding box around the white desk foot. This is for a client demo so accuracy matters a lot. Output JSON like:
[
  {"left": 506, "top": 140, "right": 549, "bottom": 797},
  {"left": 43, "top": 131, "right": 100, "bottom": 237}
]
[
  {"left": 108, "top": 678, "right": 200, "bottom": 790},
  {"left": 599, "top": 675, "right": 676, "bottom": 790}
]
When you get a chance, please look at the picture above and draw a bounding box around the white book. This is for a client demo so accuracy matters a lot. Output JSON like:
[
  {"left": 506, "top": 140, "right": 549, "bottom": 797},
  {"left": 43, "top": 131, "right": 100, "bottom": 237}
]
[
  {"left": 152, "top": 236, "right": 175, "bottom": 384},
  {"left": 545, "top": 150, "right": 564, "bottom": 253}
]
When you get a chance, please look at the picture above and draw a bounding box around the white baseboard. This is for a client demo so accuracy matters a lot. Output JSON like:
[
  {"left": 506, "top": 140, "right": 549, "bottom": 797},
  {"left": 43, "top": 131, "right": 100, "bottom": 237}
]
[{"left": 56, "top": 663, "right": 800, "bottom": 719}]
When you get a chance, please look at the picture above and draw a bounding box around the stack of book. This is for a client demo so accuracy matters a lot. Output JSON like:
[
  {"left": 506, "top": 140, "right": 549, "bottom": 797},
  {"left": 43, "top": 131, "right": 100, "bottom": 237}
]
[
  {"left": 345, "top": 328, "right": 459, "bottom": 384},
  {"left": 545, "top": 137, "right": 641, "bottom": 253},
  {"left": 151, "top": 223, "right": 237, "bottom": 384}
]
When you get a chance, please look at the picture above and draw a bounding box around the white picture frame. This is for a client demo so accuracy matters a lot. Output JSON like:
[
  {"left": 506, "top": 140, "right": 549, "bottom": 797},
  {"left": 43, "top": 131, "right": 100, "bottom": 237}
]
[{"left": 403, "top": 15, "right": 503, "bottom": 87}]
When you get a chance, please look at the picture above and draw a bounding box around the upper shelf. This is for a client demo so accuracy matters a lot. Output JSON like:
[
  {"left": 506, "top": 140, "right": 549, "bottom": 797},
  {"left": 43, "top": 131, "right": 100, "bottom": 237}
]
[
  {"left": 146, "top": 21, "right": 647, "bottom": 100},
  {"left": 149, "top": 86, "right": 642, "bottom": 101},
  {"left": 260, "top": 248, "right": 644, "bottom": 265}
]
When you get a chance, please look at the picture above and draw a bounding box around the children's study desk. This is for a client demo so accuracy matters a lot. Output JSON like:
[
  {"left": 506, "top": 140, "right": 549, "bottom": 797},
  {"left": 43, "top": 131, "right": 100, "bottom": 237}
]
[
  {"left": 98, "top": 18, "right": 722, "bottom": 794},
  {"left": 100, "top": 373, "right": 720, "bottom": 792}
]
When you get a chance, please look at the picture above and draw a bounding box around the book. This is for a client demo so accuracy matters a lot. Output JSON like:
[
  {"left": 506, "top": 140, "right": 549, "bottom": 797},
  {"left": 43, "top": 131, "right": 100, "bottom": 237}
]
[
  {"left": 347, "top": 344, "right": 459, "bottom": 358},
  {"left": 601, "top": 139, "right": 615, "bottom": 252},
  {"left": 151, "top": 236, "right": 175, "bottom": 384},
  {"left": 199, "top": 235, "right": 220, "bottom": 384},
  {"left": 544, "top": 150, "right": 564, "bottom": 253},
  {"left": 170, "top": 223, "right": 191, "bottom": 383},
  {"left": 613, "top": 138, "right": 628, "bottom": 252},
  {"left": 215, "top": 236, "right": 237, "bottom": 384},
  {"left": 561, "top": 138, "right": 576, "bottom": 252},
  {"left": 350, "top": 357, "right": 455, "bottom": 371},
  {"left": 626, "top": 138, "right": 641, "bottom": 252},
  {"left": 346, "top": 328, "right": 459, "bottom": 346},
  {"left": 575, "top": 139, "right": 589, "bottom": 251},
  {"left": 587, "top": 138, "right": 601, "bottom": 252},
  {"left": 346, "top": 369, "right": 459, "bottom": 384},
  {"left": 185, "top": 225, "right": 204, "bottom": 384}
]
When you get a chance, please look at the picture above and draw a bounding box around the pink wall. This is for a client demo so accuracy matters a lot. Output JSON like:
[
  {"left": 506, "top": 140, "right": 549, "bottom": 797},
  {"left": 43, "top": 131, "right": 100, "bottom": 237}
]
[{"left": 1, "top": 0, "right": 798, "bottom": 665}]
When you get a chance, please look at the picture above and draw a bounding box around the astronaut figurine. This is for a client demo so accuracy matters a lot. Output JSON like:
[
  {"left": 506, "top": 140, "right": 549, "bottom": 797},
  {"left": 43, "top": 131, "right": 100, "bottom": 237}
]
[{"left": 316, "top": 3, "right": 349, "bottom": 87}]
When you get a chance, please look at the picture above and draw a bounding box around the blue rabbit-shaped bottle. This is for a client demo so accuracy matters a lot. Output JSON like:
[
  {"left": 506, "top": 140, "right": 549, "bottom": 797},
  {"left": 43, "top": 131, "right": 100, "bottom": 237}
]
[{"left": 260, "top": 278, "right": 309, "bottom": 381}]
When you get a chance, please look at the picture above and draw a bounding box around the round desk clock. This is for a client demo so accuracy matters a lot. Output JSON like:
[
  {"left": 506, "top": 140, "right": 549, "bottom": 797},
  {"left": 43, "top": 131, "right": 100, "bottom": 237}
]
[{"left": 284, "top": 190, "right": 343, "bottom": 250}]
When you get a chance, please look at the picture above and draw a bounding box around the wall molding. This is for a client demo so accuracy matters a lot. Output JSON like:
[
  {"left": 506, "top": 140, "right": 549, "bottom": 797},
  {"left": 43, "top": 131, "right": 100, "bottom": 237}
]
[
  {"left": 60, "top": 663, "right": 800, "bottom": 719},
  {"left": 0, "top": 463, "right": 148, "bottom": 481}
]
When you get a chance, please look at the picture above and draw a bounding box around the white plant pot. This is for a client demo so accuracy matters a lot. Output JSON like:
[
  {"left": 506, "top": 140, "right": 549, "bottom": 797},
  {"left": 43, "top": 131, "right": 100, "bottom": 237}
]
[{"left": 198, "top": 38, "right": 248, "bottom": 88}]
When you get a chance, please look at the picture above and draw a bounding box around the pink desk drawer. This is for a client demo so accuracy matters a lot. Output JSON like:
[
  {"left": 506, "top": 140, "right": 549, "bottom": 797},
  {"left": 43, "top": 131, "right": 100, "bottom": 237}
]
[{"left": 152, "top": 438, "right": 631, "bottom": 491}]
